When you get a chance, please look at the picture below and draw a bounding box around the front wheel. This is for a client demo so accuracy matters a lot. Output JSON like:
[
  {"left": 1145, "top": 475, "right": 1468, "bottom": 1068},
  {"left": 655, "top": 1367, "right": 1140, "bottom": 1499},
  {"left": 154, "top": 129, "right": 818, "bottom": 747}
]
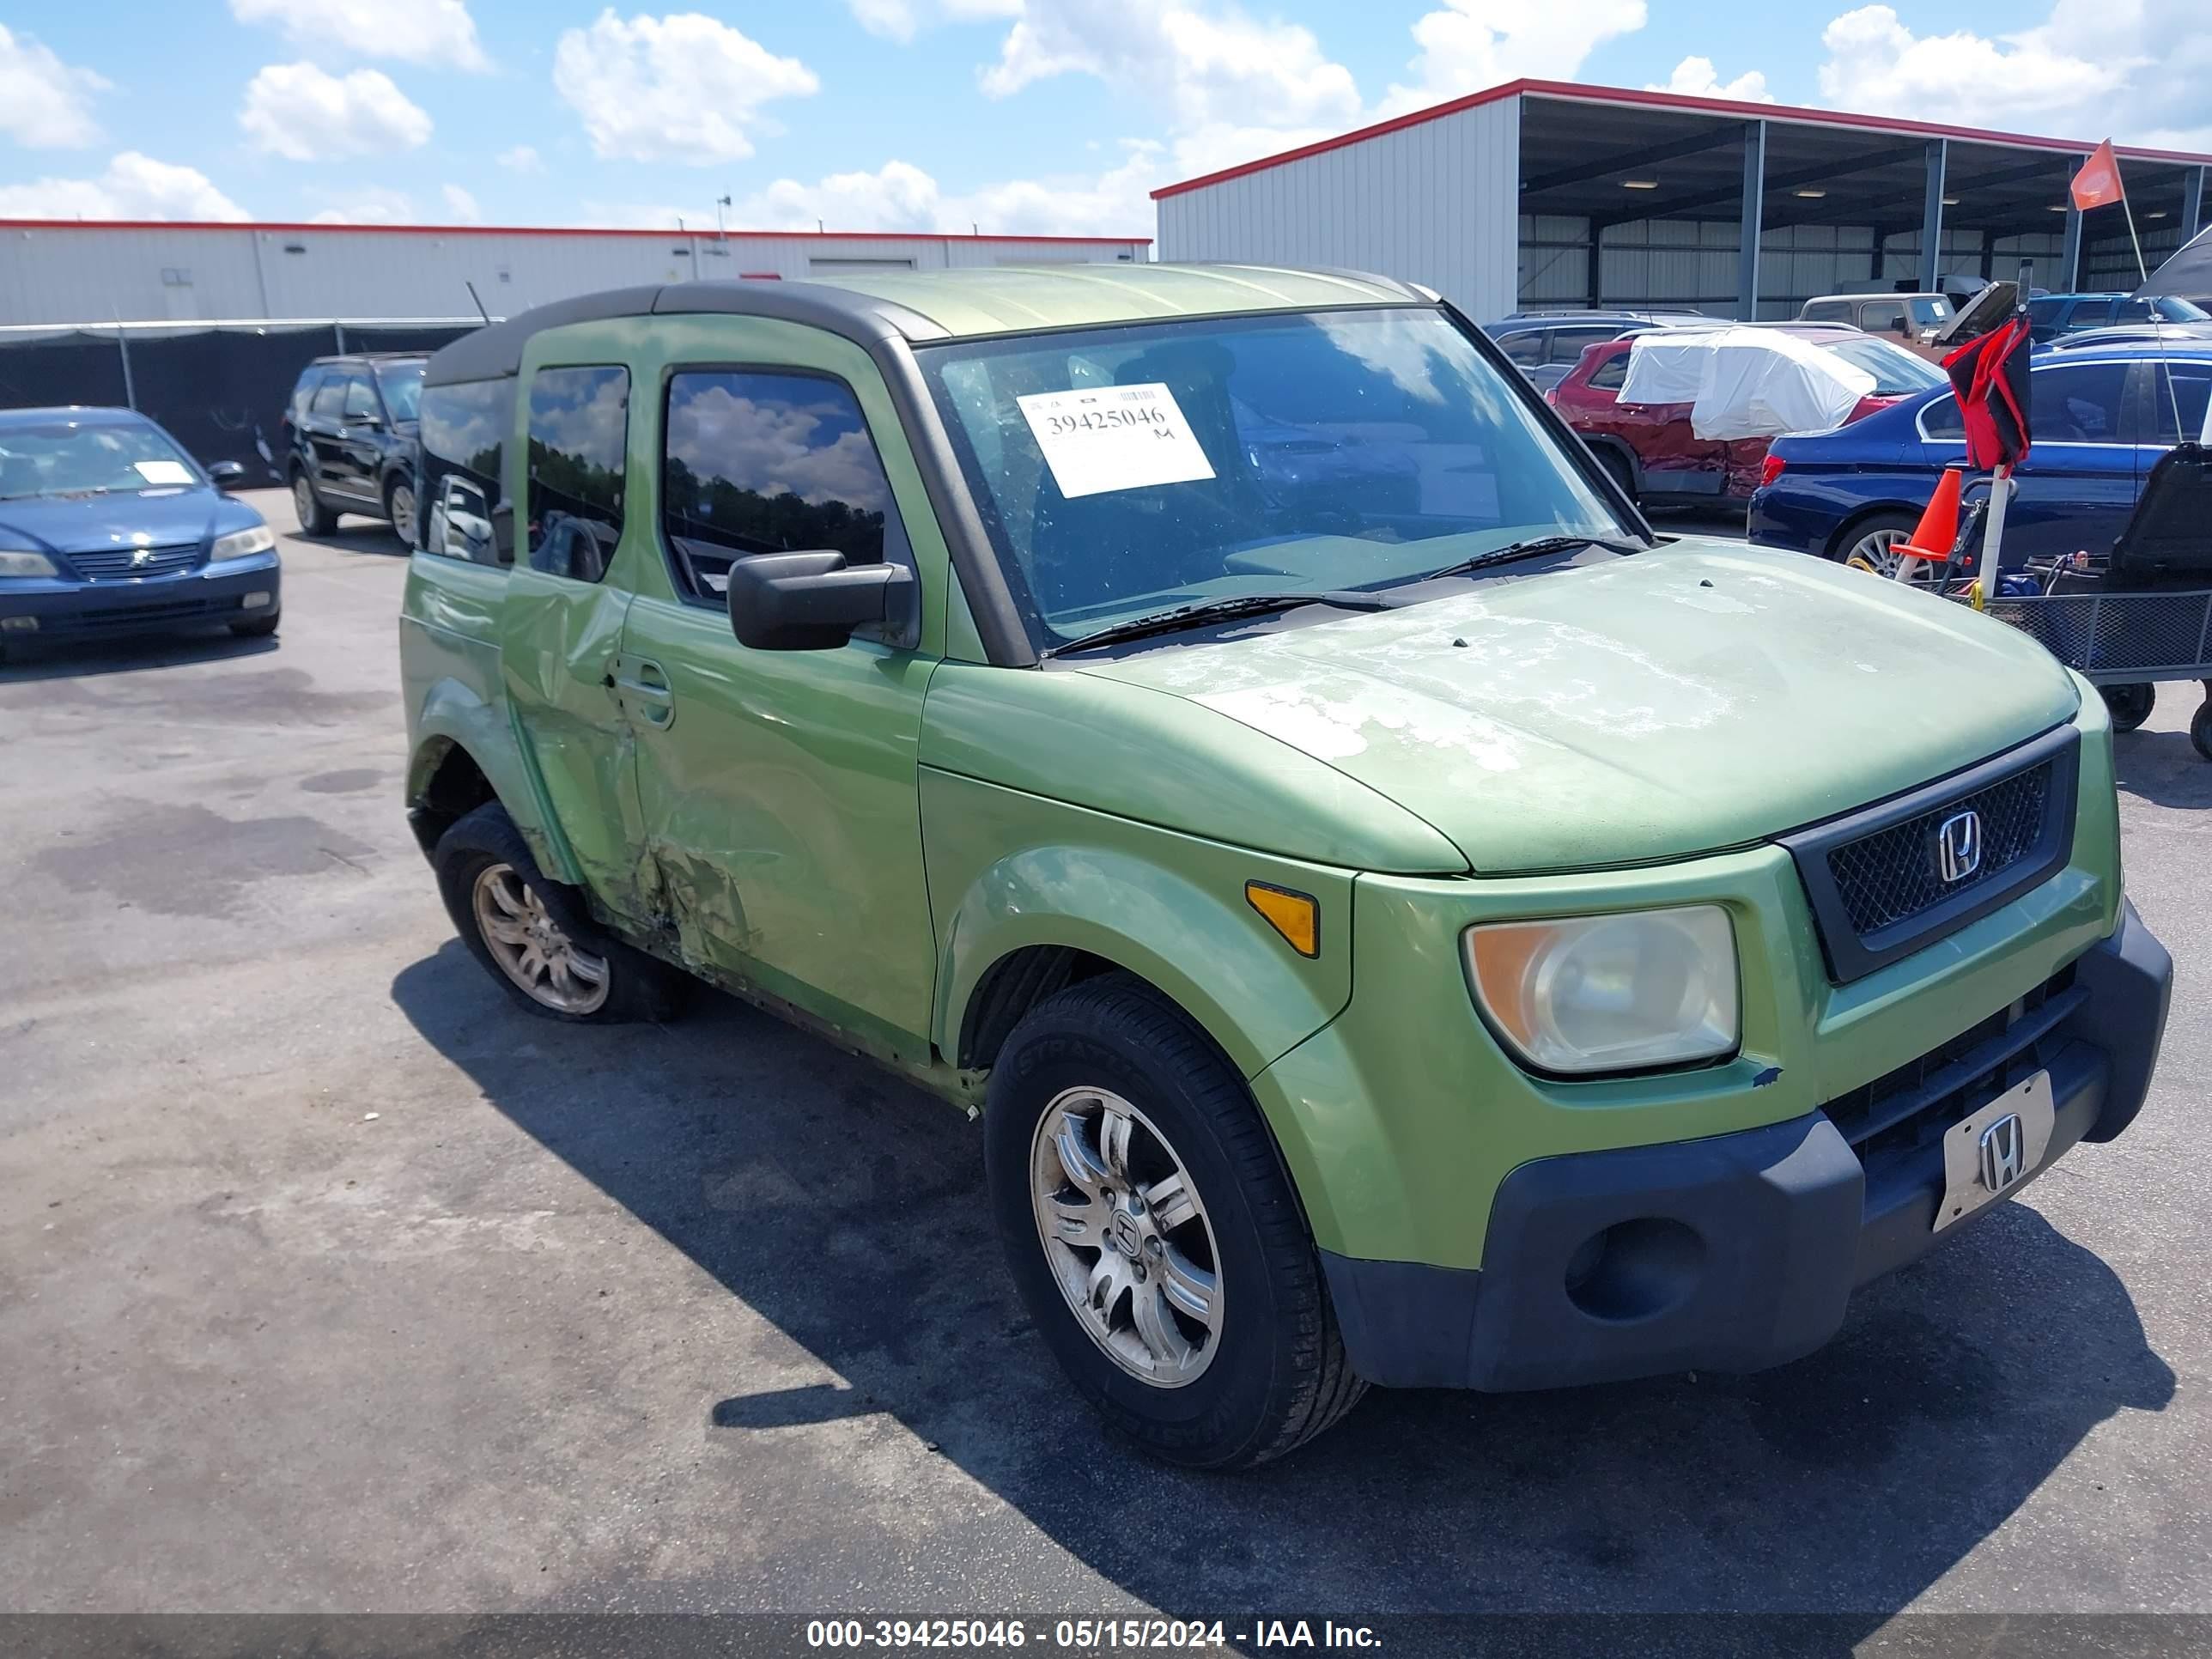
[
  {"left": 2102, "top": 683, "right": 2156, "bottom": 732},
  {"left": 386, "top": 477, "right": 417, "bottom": 548},
  {"left": 985, "top": 974, "right": 1364, "bottom": 1468},
  {"left": 2192, "top": 697, "right": 2212, "bottom": 762},
  {"left": 433, "top": 802, "right": 688, "bottom": 1024},
  {"left": 1834, "top": 512, "right": 1926, "bottom": 581}
]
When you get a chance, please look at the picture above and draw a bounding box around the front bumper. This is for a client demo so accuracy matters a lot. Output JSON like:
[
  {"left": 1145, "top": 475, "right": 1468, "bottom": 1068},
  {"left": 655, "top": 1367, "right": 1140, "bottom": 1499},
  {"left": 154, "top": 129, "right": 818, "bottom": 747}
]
[
  {"left": 1321, "top": 899, "right": 2171, "bottom": 1391},
  {"left": 0, "top": 553, "right": 281, "bottom": 641}
]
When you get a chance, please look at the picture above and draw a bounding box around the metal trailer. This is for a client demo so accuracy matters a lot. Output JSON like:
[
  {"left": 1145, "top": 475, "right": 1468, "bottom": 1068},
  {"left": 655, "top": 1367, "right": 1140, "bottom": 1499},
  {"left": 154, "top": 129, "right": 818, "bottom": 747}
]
[{"left": 1957, "top": 586, "right": 2212, "bottom": 757}]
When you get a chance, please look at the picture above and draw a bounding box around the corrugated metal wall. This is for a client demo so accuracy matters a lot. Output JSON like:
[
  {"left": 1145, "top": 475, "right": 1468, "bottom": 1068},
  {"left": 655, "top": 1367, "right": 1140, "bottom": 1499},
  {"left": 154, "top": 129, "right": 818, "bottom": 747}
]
[
  {"left": 1156, "top": 95, "right": 1521, "bottom": 318},
  {"left": 0, "top": 225, "right": 1150, "bottom": 326}
]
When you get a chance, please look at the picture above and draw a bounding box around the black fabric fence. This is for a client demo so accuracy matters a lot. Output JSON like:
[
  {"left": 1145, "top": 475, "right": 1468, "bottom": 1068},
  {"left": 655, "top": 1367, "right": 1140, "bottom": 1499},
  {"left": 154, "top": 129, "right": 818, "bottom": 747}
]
[{"left": 0, "top": 322, "right": 480, "bottom": 484}]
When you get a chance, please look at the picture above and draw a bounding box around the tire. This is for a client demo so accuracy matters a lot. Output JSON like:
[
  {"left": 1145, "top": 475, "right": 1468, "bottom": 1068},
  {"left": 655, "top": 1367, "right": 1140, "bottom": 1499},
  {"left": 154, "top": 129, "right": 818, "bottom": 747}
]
[
  {"left": 432, "top": 801, "right": 689, "bottom": 1024},
  {"left": 228, "top": 609, "right": 281, "bottom": 639},
  {"left": 292, "top": 469, "right": 337, "bottom": 535},
  {"left": 2192, "top": 698, "right": 2212, "bottom": 763},
  {"left": 385, "top": 476, "right": 418, "bottom": 549},
  {"left": 985, "top": 973, "right": 1364, "bottom": 1469},
  {"left": 1597, "top": 447, "right": 1636, "bottom": 501},
  {"left": 1830, "top": 511, "right": 1923, "bottom": 579},
  {"left": 2102, "top": 683, "right": 2156, "bottom": 733}
]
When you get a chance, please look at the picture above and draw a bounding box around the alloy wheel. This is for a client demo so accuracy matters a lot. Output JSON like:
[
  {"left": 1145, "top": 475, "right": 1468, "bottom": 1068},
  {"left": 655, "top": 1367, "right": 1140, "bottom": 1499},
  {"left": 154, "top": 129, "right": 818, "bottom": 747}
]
[
  {"left": 1846, "top": 525, "right": 1929, "bottom": 582},
  {"left": 292, "top": 474, "right": 317, "bottom": 527},
  {"left": 1029, "top": 1087, "right": 1223, "bottom": 1388},
  {"left": 389, "top": 483, "right": 416, "bottom": 546},
  {"left": 471, "top": 862, "right": 611, "bottom": 1015}
]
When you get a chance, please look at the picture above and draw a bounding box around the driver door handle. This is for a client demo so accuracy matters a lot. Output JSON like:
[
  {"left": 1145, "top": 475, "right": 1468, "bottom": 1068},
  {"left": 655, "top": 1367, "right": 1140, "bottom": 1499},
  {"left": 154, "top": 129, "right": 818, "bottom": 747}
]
[{"left": 611, "top": 657, "right": 675, "bottom": 728}]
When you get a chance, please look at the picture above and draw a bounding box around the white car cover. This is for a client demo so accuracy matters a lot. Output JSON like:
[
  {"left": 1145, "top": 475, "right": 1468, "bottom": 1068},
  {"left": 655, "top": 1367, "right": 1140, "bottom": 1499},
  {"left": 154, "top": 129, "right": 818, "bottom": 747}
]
[{"left": 1616, "top": 327, "right": 1880, "bottom": 441}]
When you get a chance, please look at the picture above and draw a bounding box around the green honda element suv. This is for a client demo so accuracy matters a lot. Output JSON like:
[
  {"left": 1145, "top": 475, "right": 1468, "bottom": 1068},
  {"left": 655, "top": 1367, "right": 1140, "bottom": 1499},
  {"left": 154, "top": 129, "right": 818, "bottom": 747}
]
[{"left": 400, "top": 264, "right": 2171, "bottom": 1468}]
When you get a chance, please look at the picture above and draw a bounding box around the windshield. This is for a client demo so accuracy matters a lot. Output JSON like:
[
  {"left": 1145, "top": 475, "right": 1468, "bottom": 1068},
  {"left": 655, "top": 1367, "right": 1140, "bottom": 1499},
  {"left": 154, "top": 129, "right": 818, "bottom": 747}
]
[
  {"left": 375, "top": 361, "right": 425, "bottom": 422},
  {"left": 919, "top": 307, "right": 1632, "bottom": 649},
  {"left": 1818, "top": 335, "right": 1948, "bottom": 397},
  {"left": 0, "top": 419, "right": 200, "bottom": 500},
  {"left": 1909, "top": 297, "right": 1952, "bottom": 327}
]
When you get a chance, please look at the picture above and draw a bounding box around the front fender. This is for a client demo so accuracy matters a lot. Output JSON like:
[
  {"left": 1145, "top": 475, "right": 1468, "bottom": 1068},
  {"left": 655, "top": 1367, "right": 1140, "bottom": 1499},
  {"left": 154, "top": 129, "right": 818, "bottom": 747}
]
[{"left": 923, "top": 769, "right": 1353, "bottom": 1083}]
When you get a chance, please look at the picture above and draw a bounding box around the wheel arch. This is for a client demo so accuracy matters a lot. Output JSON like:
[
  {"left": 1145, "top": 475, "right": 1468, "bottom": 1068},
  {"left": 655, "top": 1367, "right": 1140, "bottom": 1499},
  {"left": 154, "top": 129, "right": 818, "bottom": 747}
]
[{"left": 404, "top": 682, "right": 577, "bottom": 881}]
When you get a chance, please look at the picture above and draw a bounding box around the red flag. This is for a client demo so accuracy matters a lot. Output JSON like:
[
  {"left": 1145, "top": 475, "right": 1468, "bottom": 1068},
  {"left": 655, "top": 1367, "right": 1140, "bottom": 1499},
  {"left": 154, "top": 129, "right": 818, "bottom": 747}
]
[
  {"left": 2071, "top": 140, "right": 2124, "bottom": 211},
  {"left": 1942, "top": 316, "right": 2034, "bottom": 471}
]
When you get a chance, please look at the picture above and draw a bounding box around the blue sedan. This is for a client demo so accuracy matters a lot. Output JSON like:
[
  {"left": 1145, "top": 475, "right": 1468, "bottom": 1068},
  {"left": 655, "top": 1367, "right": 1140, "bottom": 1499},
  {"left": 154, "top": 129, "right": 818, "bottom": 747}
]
[
  {"left": 0, "top": 407, "right": 281, "bottom": 659},
  {"left": 1749, "top": 343, "right": 2212, "bottom": 574}
]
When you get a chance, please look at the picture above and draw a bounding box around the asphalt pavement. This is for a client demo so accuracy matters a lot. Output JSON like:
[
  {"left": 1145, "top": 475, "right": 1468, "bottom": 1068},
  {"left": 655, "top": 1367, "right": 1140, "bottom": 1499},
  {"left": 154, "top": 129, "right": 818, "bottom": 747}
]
[{"left": 3, "top": 491, "right": 2208, "bottom": 1635}]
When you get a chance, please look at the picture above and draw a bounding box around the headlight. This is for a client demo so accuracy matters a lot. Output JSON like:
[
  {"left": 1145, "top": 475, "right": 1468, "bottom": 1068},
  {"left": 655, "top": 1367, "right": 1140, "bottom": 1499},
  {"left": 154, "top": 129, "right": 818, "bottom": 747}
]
[
  {"left": 1463, "top": 904, "right": 1739, "bottom": 1075},
  {"left": 0, "top": 549, "right": 60, "bottom": 578},
  {"left": 211, "top": 524, "right": 276, "bottom": 561}
]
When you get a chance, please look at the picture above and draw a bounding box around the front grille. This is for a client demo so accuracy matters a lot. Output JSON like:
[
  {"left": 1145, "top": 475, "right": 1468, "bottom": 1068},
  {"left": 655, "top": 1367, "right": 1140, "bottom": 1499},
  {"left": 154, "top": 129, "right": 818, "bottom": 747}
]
[
  {"left": 64, "top": 543, "right": 205, "bottom": 581},
  {"left": 1828, "top": 761, "right": 2052, "bottom": 936},
  {"left": 1779, "top": 727, "right": 2079, "bottom": 984},
  {"left": 1823, "top": 966, "right": 2081, "bottom": 1167}
]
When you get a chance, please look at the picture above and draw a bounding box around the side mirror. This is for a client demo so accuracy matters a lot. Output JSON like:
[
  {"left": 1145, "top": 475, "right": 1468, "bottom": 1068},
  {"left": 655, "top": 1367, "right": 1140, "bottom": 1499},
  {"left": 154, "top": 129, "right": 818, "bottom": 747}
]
[
  {"left": 207, "top": 460, "right": 247, "bottom": 491},
  {"left": 343, "top": 411, "right": 383, "bottom": 428},
  {"left": 727, "top": 550, "right": 914, "bottom": 651}
]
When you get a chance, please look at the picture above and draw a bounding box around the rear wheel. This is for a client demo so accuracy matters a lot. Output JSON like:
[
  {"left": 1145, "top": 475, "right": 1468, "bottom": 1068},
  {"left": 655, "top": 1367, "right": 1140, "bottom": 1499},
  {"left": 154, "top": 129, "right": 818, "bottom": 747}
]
[
  {"left": 1835, "top": 512, "right": 1924, "bottom": 580},
  {"left": 2191, "top": 696, "right": 2212, "bottom": 762},
  {"left": 292, "top": 471, "right": 337, "bottom": 535},
  {"left": 985, "top": 974, "right": 1364, "bottom": 1468},
  {"left": 2102, "top": 683, "right": 2156, "bottom": 732},
  {"left": 1597, "top": 448, "right": 1636, "bottom": 501},
  {"left": 433, "top": 802, "right": 688, "bottom": 1024}
]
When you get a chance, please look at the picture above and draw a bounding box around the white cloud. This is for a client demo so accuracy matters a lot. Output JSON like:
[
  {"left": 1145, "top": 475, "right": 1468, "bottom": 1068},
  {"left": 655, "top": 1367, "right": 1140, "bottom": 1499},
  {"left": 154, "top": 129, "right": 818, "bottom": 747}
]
[
  {"left": 1650, "top": 56, "right": 1772, "bottom": 103},
  {"left": 1815, "top": 5, "right": 2129, "bottom": 130},
  {"left": 240, "top": 63, "right": 434, "bottom": 161},
  {"left": 495, "top": 144, "right": 542, "bottom": 173},
  {"left": 0, "top": 23, "right": 112, "bottom": 149},
  {"left": 724, "top": 143, "right": 1164, "bottom": 239},
  {"left": 0, "top": 152, "right": 249, "bottom": 221},
  {"left": 1379, "top": 0, "right": 1647, "bottom": 118},
  {"left": 979, "top": 0, "right": 1360, "bottom": 131},
  {"left": 228, "top": 0, "right": 489, "bottom": 71},
  {"left": 552, "top": 10, "right": 818, "bottom": 164},
  {"left": 670, "top": 384, "right": 892, "bottom": 512},
  {"left": 442, "top": 184, "right": 483, "bottom": 222},
  {"left": 310, "top": 186, "right": 416, "bottom": 224},
  {"left": 847, "top": 0, "right": 1019, "bottom": 45}
]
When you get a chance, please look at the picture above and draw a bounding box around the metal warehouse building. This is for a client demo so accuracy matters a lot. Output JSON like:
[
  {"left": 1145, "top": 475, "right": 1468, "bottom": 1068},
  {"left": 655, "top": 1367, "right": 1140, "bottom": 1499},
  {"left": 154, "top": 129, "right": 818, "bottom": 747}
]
[
  {"left": 1155, "top": 78, "right": 2212, "bottom": 319},
  {"left": 0, "top": 222, "right": 1151, "bottom": 327}
]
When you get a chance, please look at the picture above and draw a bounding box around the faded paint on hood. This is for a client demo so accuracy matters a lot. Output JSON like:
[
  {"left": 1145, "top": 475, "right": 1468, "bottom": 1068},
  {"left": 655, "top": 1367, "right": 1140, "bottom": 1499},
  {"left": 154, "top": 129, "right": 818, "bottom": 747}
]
[{"left": 1079, "top": 540, "right": 2081, "bottom": 873}]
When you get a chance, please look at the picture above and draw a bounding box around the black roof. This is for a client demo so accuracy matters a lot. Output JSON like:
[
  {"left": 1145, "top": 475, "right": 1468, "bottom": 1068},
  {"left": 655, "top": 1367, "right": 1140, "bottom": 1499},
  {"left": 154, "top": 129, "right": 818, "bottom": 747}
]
[
  {"left": 307, "top": 351, "right": 432, "bottom": 368},
  {"left": 422, "top": 282, "right": 948, "bottom": 386}
]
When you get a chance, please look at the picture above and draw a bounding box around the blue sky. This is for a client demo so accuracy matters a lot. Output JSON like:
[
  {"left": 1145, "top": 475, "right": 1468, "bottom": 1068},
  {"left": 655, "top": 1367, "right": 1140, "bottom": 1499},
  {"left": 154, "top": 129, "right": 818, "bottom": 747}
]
[{"left": 1, "top": 2, "right": 2206, "bottom": 236}]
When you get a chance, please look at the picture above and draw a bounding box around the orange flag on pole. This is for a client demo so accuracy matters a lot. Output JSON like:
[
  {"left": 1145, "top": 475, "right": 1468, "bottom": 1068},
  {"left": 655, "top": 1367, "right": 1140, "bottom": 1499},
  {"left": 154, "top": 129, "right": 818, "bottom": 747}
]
[{"left": 2071, "top": 140, "right": 2125, "bottom": 210}]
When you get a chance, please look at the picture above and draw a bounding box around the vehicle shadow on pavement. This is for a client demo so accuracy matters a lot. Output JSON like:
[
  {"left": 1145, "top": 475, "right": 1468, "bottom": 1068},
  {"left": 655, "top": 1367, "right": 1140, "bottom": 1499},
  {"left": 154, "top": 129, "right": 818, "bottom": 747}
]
[
  {"left": 289, "top": 525, "right": 410, "bottom": 557},
  {"left": 392, "top": 944, "right": 2173, "bottom": 1628},
  {"left": 0, "top": 629, "right": 278, "bottom": 683},
  {"left": 2114, "top": 727, "right": 2212, "bottom": 811}
]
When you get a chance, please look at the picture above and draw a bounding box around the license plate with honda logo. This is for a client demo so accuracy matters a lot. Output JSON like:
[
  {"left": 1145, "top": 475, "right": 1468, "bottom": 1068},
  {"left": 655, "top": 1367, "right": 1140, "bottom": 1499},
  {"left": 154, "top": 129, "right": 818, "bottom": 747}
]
[{"left": 1934, "top": 1070, "right": 2056, "bottom": 1232}]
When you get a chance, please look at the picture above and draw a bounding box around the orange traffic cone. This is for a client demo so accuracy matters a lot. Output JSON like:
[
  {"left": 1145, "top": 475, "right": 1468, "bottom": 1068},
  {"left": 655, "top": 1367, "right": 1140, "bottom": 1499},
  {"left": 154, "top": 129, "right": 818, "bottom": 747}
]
[{"left": 1892, "top": 465, "right": 1964, "bottom": 580}]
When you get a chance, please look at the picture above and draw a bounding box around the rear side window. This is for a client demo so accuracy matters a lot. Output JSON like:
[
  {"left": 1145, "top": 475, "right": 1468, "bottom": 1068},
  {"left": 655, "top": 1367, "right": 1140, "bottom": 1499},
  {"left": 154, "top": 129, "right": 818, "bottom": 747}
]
[
  {"left": 2061, "top": 299, "right": 2117, "bottom": 331},
  {"left": 1548, "top": 326, "right": 1617, "bottom": 363},
  {"left": 526, "top": 366, "right": 629, "bottom": 583},
  {"left": 1498, "top": 331, "right": 1547, "bottom": 366},
  {"left": 1586, "top": 352, "right": 1630, "bottom": 392},
  {"left": 291, "top": 369, "right": 324, "bottom": 420},
  {"left": 2031, "top": 362, "right": 2130, "bottom": 442},
  {"left": 2147, "top": 362, "right": 2212, "bottom": 445},
  {"left": 660, "top": 369, "right": 908, "bottom": 609},
  {"left": 1802, "top": 301, "right": 1852, "bottom": 325},
  {"left": 1921, "top": 395, "right": 1965, "bottom": 440},
  {"left": 420, "top": 376, "right": 516, "bottom": 565}
]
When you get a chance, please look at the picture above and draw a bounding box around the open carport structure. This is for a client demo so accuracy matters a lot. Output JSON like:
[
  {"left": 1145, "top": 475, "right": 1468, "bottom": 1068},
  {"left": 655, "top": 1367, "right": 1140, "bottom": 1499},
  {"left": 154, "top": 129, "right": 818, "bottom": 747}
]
[{"left": 1153, "top": 80, "right": 2212, "bottom": 320}]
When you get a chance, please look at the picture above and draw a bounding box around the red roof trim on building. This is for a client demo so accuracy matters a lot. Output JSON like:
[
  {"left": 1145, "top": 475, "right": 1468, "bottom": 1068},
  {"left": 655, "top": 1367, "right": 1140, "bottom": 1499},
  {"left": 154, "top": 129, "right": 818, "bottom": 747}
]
[
  {"left": 0, "top": 218, "right": 1150, "bottom": 246},
  {"left": 1151, "top": 76, "right": 2212, "bottom": 200}
]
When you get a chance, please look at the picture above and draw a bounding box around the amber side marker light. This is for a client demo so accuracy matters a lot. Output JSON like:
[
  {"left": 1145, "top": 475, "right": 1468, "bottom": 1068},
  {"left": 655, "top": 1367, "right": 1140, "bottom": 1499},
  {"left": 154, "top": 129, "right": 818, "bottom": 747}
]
[{"left": 1246, "top": 882, "right": 1321, "bottom": 958}]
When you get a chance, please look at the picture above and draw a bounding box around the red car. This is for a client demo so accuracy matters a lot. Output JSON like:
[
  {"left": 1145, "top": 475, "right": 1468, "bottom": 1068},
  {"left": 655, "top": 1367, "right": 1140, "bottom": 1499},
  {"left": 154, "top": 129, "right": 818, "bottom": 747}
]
[{"left": 1548, "top": 325, "right": 1947, "bottom": 505}]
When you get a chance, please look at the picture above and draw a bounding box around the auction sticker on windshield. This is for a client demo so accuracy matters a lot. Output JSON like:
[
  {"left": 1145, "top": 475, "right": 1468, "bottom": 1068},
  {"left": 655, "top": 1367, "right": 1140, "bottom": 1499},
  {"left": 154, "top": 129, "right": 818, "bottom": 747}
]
[
  {"left": 1017, "top": 382, "right": 1215, "bottom": 499},
  {"left": 133, "top": 460, "right": 194, "bottom": 486}
]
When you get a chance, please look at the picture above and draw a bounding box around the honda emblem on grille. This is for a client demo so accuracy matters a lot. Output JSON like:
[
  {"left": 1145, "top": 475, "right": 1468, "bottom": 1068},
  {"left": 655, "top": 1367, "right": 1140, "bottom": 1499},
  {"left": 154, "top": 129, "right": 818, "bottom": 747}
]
[
  {"left": 1936, "top": 810, "right": 1982, "bottom": 883},
  {"left": 1978, "top": 1112, "right": 2027, "bottom": 1194}
]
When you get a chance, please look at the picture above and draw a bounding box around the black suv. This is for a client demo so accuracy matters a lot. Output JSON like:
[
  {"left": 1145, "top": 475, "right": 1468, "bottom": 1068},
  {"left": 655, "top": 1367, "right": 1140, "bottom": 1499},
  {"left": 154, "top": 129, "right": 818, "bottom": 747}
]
[{"left": 282, "top": 354, "right": 426, "bottom": 540}]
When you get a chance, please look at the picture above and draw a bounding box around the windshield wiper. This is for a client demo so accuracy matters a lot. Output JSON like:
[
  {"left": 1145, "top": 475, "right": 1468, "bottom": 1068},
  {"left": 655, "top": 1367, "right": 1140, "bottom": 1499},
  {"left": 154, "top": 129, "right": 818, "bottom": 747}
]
[
  {"left": 1042, "top": 589, "right": 1401, "bottom": 659},
  {"left": 1409, "top": 533, "right": 1648, "bottom": 585}
]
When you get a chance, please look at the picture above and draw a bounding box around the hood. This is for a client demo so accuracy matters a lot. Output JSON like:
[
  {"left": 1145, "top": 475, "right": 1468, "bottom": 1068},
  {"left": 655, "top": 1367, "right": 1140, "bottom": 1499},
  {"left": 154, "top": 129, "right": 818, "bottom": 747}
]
[
  {"left": 0, "top": 486, "right": 230, "bottom": 556},
  {"left": 1079, "top": 541, "right": 2081, "bottom": 873}
]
